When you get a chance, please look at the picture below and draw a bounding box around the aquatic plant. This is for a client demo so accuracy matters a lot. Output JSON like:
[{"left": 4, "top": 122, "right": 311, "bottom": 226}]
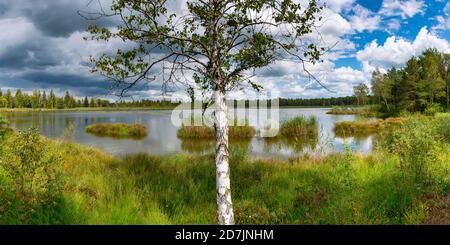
[{"left": 85, "top": 123, "right": 148, "bottom": 139}]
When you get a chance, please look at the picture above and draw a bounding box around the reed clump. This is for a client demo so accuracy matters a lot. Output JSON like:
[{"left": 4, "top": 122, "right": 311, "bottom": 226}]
[
  {"left": 177, "top": 125, "right": 256, "bottom": 139},
  {"left": 279, "top": 116, "right": 318, "bottom": 137},
  {"left": 85, "top": 123, "right": 148, "bottom": 139}
]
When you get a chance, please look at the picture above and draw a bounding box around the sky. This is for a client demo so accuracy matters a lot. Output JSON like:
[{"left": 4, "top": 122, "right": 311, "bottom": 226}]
[{"left": 0, "top": 0, "right": 449, "bottom": 100}]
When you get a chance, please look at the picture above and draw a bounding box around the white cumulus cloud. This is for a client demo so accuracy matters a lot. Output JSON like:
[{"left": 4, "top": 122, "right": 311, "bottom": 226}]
[{"left": 356, "top": 27, "right": 450, "bottom": 69}]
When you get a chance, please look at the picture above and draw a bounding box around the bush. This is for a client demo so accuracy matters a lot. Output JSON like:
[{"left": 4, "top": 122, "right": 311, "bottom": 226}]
[
  {"left": 0, "top": 129, "right": 63, "bottom": 207},
  {"left": 0, "top": 116, "right": 11, "bottom": 140},
  {"left": 380, "top": 116, "right": 448, "bottom": 193},
  {"left": 424, "top": 103, "right": 443, "bottom": 116}
]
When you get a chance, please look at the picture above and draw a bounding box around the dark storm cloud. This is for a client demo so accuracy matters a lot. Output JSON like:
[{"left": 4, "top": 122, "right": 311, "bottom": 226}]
[
  {"left": 0, "top": 0, "right": 117, "bottom": 37},
  {"left": 0, "top": 42, "right": 62, "bottom": 69}
]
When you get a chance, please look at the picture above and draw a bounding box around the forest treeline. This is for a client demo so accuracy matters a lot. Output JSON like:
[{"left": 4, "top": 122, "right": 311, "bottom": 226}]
[
  {"left": 0, "top": 89, "right": 364, "bottom": 109},
  {"left": 371, "top": 48, "right": 449, "bottom": 115},
  {"left": 0, "top": 89, "right": 179, "bottom": 109}
]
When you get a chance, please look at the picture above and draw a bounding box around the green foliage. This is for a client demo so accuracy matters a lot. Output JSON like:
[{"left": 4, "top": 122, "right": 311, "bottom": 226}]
[
  {"left": 85, "top": 123, "right": 148, "bottom": 139},
  {"left": 0, "top": 129, "right": 65, "bottom": 223},
  {"left": 371, "top": 49, "right": 450, "bottom": 116},
  {"left": 424, "top": 103, "right": 443, "bottom": 116},
  {"left": 87, "top": 0, "right": 324, "bottom": 94},
  {"left": 353, "top": 83, "right": 370, "bottom": 106},
  {"left": 380, "top": 116, "right": 449, "bottom": 193},
  {"left": 0, "top": 116, "right": 10, "bottom": 140}
]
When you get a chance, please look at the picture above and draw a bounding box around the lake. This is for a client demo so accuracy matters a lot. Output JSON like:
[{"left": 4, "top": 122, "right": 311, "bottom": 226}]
[{"left": 3, "top": 108, "right": 374, "bottom": 158}]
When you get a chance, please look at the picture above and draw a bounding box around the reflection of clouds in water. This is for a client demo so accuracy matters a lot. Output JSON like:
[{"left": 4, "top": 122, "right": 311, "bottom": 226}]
[{"left": 5, "top": 108, "right": 375, "bottom": 158}]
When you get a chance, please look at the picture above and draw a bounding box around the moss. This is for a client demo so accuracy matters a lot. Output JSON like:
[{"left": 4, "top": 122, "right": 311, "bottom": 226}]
[{"left": 85, "top": 123, "right": 148, "bottom": 139}]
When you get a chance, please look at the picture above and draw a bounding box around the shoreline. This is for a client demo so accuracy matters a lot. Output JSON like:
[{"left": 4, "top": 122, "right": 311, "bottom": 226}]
[{"left": 0, "top": 106, "right": 344, "bottom": 113}]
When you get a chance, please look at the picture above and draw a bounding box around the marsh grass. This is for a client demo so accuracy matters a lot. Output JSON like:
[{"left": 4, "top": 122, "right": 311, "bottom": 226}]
[
  {"left": 177, "top": 125, "right": 256, "bottom": 139},
  {"left": 0, "top": 115, "right": 449, "bottom": 224},
  {"left": 334, "top": 118, "right": 404, "bottom": 138},
  {"left": 85, "top": 123, "right": 148, "bottom": 139},
  {"left": 326, "top": 106, "right": 377, "bottom": 117},
  {"left": 279, "top": 116, "right": 318, "bottom": 137}
]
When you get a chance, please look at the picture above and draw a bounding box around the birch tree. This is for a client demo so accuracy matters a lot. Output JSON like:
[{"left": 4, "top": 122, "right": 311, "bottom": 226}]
[{"left": 84, "top": 0, "right": 324, "bottom": 225}]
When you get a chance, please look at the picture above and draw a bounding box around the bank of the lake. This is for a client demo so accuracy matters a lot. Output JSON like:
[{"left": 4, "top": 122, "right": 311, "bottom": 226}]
[{"left": 0, "top": 114, "right": 449, "bottom": 224}]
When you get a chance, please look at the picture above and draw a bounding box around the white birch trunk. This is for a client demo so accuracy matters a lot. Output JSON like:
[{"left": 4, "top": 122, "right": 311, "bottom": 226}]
[{"left": 213, "top": 89, "right": 234, "bottom": 225}]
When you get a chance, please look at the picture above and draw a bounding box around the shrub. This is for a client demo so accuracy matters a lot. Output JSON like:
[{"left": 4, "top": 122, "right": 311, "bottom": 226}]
[
  {"left": 85, "top": 123, "right": 148, "bottom": 139},
  {"left": 424, "top": 103, "right": 443, "bottom": 116},
  {"left": 0, "top": 116, "right": 11, "bottom": 140},
  {"left": 380, "top": 116, "right": 448, "bottom": 193},
  {"left": 0, "top": 129, "right": 63, "bottom": 207}
]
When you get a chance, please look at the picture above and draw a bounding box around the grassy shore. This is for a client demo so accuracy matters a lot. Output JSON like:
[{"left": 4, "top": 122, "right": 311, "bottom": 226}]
[
  {"left": 0, "top": 114, "right": 449, "bottom": 224},
  {"left": 86, "top": 123, "right": 148, "bottom": 139}
]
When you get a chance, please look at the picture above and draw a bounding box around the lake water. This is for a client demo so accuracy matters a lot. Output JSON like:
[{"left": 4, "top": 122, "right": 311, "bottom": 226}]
[{"left": 3, "top": 108, "right": 374, "bottom": 158}]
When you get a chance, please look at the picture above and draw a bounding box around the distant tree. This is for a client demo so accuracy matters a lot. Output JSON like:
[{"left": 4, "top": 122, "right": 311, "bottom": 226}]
[
  {"left": 42, "top": 91, "right": 48, "bottom": 108},
  {"left": 83, "top": 96, "right": 89, "bottom": 107},
  {"left": 49, "top": 90, "right": 57, "bottom": 109},
  {"left": 89, "top": 97, "right": 96, "bottom": 108},
  {"left": 5, "top": 90, "right": 13, "bottom": 108},
  {"left": 353, "top": 83, "right": 370, "bottom": 106},
  {"left": 0, "top": 97, "right": 7, "bottom": 108},
  {"left": 15, "top": 89, "right": 24, "bottom": 108}
]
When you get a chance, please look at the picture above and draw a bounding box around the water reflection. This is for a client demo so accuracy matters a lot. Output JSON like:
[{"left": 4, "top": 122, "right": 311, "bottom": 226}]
[{"left": 3, "top": 108, "right": 375, "bottom": 158}]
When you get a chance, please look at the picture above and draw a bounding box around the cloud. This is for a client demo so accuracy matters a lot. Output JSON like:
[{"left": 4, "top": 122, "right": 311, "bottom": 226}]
[
  {"left": 0, "top": 0, "right": 117, "bottom": 37},
  {"left": 349, "top": 5, "right": 381, "bottom": 33},
  {"left": 356, "top": 27, "right": 450, "bottom": 69},
  {"left": 323, "top": 0, "right": 355, "bottom": 13},
  {"left": 379, "top": 0, "right": 426, "bottom": 19},
  {"left": 432, "top": 1, "right": 450, "bottom": 31}
]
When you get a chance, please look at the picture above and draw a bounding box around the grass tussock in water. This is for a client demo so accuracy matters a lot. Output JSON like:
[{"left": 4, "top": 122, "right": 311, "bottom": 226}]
[
  {"left": 326, "top": 106, "right": 377, "bottom": 117},
  {"left": 0, "top": 114, "right": 449, "bottom": 224},
  {"left": 279, "top": 116, "right": 318, "bottom": 137},
  {"left": 85, "top": 123, "right": 148, "bottom": 139},
  {"left": 177, "top": 125, "right": 256, "bottom": 139},
  {"left": 334, "top": 118, "right": 404, "bottom": 138}
]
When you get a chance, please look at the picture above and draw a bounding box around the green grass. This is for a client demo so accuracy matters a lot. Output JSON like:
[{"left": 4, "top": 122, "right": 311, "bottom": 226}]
[
  {"left": 177, "top": 125, "right": 256, "bottom": 139},
  {"left": 85, "top": 123, "right": 148, "bottom": 139},
  {"left": 0, "top": 114, "right": 449, "bottom": 224},
  {"left": 334, "top": 118, "right": 404, "bottom": 138},
  {"left": 279, "top": 116, "right": 318, "bottom": 137}
]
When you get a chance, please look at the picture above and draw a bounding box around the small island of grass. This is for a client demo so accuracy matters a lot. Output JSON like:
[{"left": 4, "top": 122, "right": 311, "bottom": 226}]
[
  {"left": 85, "top": 123, "right": 148, "bottom": 139},
  {"left": 177, "top": 125, "right": 256, "bottom": 139},
  {"left": 334, "top": 117, "right": 404, "bottom": 138},
  {"left": 326, "top": 106, "right": 377, "bottom": 117},
  {"left": 279, "top": 116, "right": 318, "bottom": 137}
]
